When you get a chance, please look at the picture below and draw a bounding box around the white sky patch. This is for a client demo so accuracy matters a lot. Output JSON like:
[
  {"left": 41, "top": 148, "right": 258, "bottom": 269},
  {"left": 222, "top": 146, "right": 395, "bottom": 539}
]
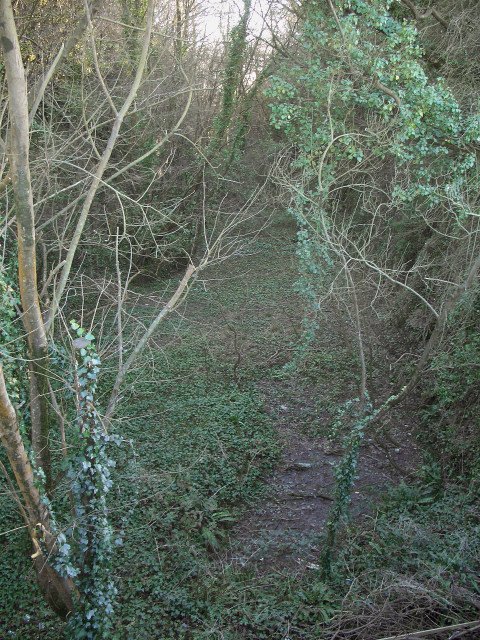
[{"left": 197, "top": 0, "right": 278, "bottom": 43}]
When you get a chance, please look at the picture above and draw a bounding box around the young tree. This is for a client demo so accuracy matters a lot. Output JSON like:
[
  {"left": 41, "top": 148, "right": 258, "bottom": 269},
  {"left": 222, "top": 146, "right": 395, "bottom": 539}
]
[
  {"left": 0, "top": 1, "right": 270, "bottom": 630},
  {"left": 0, "top": 0, "right": 78, "bottom": 617},
  {"left": 0, "top": 0, "right": 182, "bottom": 629}
]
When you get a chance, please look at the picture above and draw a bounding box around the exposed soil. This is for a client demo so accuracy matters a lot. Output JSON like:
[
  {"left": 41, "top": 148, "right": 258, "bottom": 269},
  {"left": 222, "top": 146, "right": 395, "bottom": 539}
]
[{"left": 227, "top": 376, "right": 422, "bottom": 574}]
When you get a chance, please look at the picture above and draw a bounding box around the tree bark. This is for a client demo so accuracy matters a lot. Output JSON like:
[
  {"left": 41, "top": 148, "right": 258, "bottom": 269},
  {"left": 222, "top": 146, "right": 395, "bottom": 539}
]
[
  {"left": 0, "top": 0, "right": 74, "bottom": 616},
  {"left": 0, "top": 0, "right": 52, "bottom": 490},
  {"left": 0, "top": 362, "right": 75, "bottom": 617}
]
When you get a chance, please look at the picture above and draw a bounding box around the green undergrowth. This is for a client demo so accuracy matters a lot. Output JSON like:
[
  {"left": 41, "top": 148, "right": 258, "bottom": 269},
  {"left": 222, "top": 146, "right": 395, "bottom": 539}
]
[
  {"left": 112, "top": 538, "right": 338, "bottom": 639},
  {"left": 0, "top": 471, "right": 64, "bottom": 639},
  {"left": 2, "top": 235, "right": 480, "bottom": 638},
  {"left": 105, "top": 335, "right": 284, "bottom": 637},
  {"left": 94, "top": 237, "right": 340, "bottom": 638},
  {"left": 328, "top": 479, "right": 480, "bottom": 634}
]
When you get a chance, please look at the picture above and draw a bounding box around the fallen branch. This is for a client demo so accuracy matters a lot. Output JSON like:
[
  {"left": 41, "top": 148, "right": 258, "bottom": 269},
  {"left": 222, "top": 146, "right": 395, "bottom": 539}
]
[
  {"left": 104, "top": 262, "right": 197, "bottom": 424},
  {"left": 372, "top": 619, "right": 480, "bottom": 640}
]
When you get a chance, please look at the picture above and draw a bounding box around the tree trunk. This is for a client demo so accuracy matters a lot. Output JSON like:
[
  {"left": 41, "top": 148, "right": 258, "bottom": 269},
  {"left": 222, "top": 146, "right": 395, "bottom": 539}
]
[
  {"left": 0, "top": 363, "right": 75, "bottom": 617},
  {"left": 0, "top": 0, "right": 74, "bottom": 615},
  {"left": 0, "top": 0, "right": 52, "bottom": 489}
]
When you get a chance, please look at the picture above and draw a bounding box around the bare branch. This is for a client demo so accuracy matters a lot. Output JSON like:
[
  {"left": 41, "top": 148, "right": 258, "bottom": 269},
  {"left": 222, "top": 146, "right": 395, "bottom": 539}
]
[
  {"left": 373, "top": 618, "right": 480, "bottom": 640},
  {"left": 104, "top": 262, "right": 197, "bottom": 424},
  {"left": 401, "top": 0, "right": 448, "bottom": 29},
  {"left": 83, "top": 0, "right": 118, "bottom": 118},
  {"left": 46, "top": 0, "right": 155, "bottom": 334},
  {"left": 371, "top": 248, "right": 480, "bottom": 428},
  {"left": 27, "top": 0, "right": 102, "bottom": 111},
  {"left": 28, "top": 44, "right": 64, "bottom": 124}
]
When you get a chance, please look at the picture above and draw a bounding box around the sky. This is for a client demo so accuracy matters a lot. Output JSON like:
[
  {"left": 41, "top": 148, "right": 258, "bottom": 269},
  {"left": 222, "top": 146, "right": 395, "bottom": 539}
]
[{"left": 197, "top": 0, "right": 279, "bottom": 43}]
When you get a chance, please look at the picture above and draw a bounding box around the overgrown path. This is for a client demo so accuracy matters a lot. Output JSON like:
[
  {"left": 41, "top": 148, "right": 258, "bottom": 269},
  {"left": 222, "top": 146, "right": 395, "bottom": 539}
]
[
  {"left": 172, "top": 215, "right": 421, "bottom": 574},
  {"left": 228, "top": 380, "right": 416, "bottom": 573},
  {"left": 116, "top": 213, "right": 434, "bottom": 640},
  {"left": 2, "top": 215, "right": 476, "bottom": 640}
]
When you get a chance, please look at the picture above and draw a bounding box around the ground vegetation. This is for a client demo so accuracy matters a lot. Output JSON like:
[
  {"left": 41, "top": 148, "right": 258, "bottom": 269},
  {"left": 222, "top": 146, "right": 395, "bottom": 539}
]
[{"left": 0, "top": 1, "right": 479, "bottom": 638}]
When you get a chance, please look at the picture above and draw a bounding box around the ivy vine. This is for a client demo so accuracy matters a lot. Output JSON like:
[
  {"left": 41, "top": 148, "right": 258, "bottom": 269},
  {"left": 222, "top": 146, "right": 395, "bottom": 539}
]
[
  {"left": 56, "top": 322, "right": 121, "bottom": 639},
  {"left": 266, "top": 0, "right": 480, "bottom": 571}
]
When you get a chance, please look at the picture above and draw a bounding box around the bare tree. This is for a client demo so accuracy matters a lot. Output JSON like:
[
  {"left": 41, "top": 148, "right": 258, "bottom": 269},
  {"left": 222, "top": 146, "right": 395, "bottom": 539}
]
[{"left": 0, "top": 0, "right": 275, "bottom": 621}]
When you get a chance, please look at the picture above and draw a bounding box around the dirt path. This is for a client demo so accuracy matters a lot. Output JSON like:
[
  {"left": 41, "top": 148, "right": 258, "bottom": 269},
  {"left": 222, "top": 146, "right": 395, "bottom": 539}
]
[
  {"left": 228, "top": 374, "right": 421, "bottom": 575},
  {"left": 128, "top": 221, "right": 424, "bottom": 576}
]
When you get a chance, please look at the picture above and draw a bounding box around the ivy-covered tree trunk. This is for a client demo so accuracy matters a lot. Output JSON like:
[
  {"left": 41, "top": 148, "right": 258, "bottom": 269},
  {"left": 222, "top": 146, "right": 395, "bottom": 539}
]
[
  {"left": 0, "top": 0, "right": 76, "bottom": 616},
  {"left": 212, "top": 0, "right": 252, "bottom": 147},
  {"left": 174, "top": 0, "right": 255, "bottom": 256},
  {"left": 0, "top": 0, "right": 53, "bottom": 487}
]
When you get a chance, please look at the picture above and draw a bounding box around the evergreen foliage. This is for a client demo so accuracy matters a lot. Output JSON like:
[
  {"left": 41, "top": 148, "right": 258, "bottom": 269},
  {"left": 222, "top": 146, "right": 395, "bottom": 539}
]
[
  {"left": 58, "top": 324, "right": 119, "bottom": 639},
  {"left": 213, "top": 0, "right": 252, "bottom": 147}
]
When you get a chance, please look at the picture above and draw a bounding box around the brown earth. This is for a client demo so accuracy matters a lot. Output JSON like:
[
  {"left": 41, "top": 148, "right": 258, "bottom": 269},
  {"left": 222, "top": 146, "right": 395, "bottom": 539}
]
[{"left": 226, "top": 375, "right": 422, "bottom": 575}]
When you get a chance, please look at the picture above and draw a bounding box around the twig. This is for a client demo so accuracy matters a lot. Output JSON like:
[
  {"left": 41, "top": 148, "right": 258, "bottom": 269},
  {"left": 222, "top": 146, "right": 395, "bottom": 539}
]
[
  {"left": 372, "top": 619, "right": 480, "bottom": 640},
  {"left": 115, "top": 228, "right": 124, "bottom": 371},
  {"left": 371, "top": 248, "right": 480, "bottom": 430},
  {"left": 450, "top": 623, "right": 480, "bottom": 638},
  {"left": 28, "top": 44, "right": 64, "bottom": 124},
  {"left": 104, "top": 262, "right": 197, "bottom": 425},
  {"left": 46, "top": 0, "right": 155, "bottom": 334},
  {"left": 345, "top": 263, "right": 367, "bottom": 410},
  {"left": 83, "top": 0, "right": 117, "bottom": 117},
  {"left": 39, "top": 260, "right": 67, "bottom": 300},
  {"left": 27, "top": 0, "right": 102, "bottom": 110}
]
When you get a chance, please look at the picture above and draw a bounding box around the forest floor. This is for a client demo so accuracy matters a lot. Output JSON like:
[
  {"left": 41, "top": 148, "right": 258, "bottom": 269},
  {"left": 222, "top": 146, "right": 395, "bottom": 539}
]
[
  {"left": 227, "top": 378, "right": 418, "bottom": 574},
  {"left": 171, "top": 211, "right": 479, "bottom": 639},
  {"left": 199, "top": 213, "right": 423, "bottom": 578},
  {"left": 1, "top": 211, "right": 479, "bottom": 640}
]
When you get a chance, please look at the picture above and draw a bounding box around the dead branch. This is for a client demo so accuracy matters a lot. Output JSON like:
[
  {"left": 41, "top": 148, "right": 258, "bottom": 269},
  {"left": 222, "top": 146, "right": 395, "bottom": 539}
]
[
  {"left": 372, "top": 619, "right": 480, "bottom": 640},
  {"left": 401, "top": 0, "right": 448, "bottom": 29}
]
